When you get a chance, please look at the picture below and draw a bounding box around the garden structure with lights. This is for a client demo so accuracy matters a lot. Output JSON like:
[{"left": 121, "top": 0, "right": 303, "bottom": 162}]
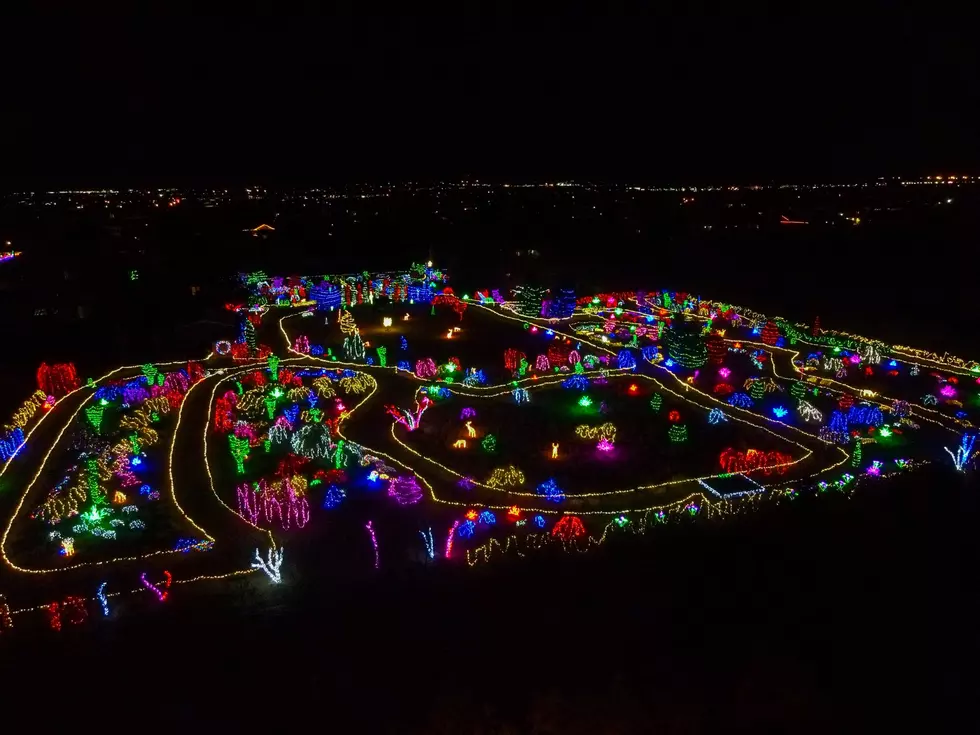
[{"left": 0, "top": 263, "right": 974, "bottom": 634}]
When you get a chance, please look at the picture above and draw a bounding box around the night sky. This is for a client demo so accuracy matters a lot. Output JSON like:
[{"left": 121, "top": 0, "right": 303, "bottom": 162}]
[{"left": 2, "top": 13, "right": 977, "bottom": 187}]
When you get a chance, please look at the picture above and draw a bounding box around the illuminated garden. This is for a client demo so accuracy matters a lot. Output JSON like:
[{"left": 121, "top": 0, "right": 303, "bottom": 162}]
[{"left": 0, "top": 261, "right": 975, "bottom": 633}]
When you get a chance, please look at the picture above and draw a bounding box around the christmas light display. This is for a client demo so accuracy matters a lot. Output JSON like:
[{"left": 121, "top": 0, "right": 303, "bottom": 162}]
[
  {"left": 140, "top": 570, "right": 171, "bottom": 602},
  {"left": 228, "top": 435, "right": 250, "bottom": 473},
  {"left": 487, "top": 465, "right": 524, "bottom": 487},
  {"left": 339, "top": 311, "right": 357, "bottom": 336},
  {"left": 415, "top": 358, "right": 437, "bottom": 379},
  {"left": 343, "top": 331, "right": 366, "bottom": 361},
  {"left": 668, "top": 425, "right": 688, "bottom": 442},
  {"left": 851, "top": 438, "right": 863, "bottom": 467},
  {"left": 537, "top": 478, "right": 566, "bottom": 503},
  {"left": 575, "top": 423, "right": 617, "bottom": 442},
  {"left": 707, "top": 408, "right": 727, "bottom": 424},
  {"left": 705, "top": 333, "right": 727, "bottom": 365},
  {"left": 386, "top": 399, "right": 430, "bottom": 431},
  {"left": 663, "top": 317, "right": 707, "bottom": 368},
  {"left": 761, "top": 321, "right": 780, "bottom": 346},
  {"left": 365, "top": 521, "right": 380, "bottom": 568},
  {"left": 388, "top": 475, "right": 423, "bottom": 505},
  {"left": 945, "top": 433, "right": 976, "bottom": 471},
  {"left": 37, "top": 362, "right": 80, "bottom": 397},
  {"left": 513, "top": 284, "right": 547, "bottom": 317},
  {"left": 252, "top": 545, "right": 284, "bottom": 583},
  {"left": 798, "top": 401, "right": 823, "bottom": 422},
  {"left": 0, "top": 426, "right": 25, "bottom": 461},
  {"left": 0, "top": 269, "right": 970, "bottom": 628},
  {"left": 552, "top": 515, "right": 586, "bottom": 542},
  {"left": 728, "top": 392, "right": 754, "bottom": 408},
  {"left": 719, "top": 447, "right": 793, "bottom": 475}
]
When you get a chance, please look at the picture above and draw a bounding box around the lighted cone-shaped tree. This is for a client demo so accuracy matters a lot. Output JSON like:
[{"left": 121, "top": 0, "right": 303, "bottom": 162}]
[
  {"left": 761, "top": 321, "right": 780, "bottom": 346},
  {"left": 705, "top": 333, "right": 727, "bottom": 365},
  {"left": 228, "top": 435, "right": 250, "bottom": 473},
  {"left": 663, "top": 316, "right": 707, "bottom": 369},
  {"left": 514, "top": 285, "right": 547, "bottom": 318}
]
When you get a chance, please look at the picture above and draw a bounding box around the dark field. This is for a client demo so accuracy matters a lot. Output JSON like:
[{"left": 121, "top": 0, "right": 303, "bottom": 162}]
[
  {"left": 2, "top": 463, "right": 976, "bottom": 731},
  {"left": 402, "top": 378, "right": 799, "bottom": 498}
]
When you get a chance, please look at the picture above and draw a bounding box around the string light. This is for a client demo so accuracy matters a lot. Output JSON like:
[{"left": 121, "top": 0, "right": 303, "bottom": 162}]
[
  {"left": 96, "top": 581, "right": 109, "bottom": 616},
  {"left": 251, "top": 545, "right": 284, "bottom": 583},
  {"left": 366, "top": 521, "right": 379, "bottom": 568},
  {"left": 420, "top": 528, "right": 435, "bottom": 559},
  {"left": 140, "top": 570, "right": 171, "bottom": 602},
  {"left": 0, "top": 272, "right": 964, "bottom": 628}
]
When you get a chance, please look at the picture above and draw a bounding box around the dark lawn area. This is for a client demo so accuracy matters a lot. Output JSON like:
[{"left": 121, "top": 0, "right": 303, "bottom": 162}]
[
  {"left": 404, "top": 378, "right": 800, "bottom": 497},
  {"left": 2, "top": 463, "right": 977, "bottom": 731}
]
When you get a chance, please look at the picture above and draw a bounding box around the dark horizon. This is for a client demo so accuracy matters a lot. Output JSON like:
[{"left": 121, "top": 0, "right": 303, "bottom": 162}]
[{"left": 2, "top": 13, "right": 977, "bottom": 189}]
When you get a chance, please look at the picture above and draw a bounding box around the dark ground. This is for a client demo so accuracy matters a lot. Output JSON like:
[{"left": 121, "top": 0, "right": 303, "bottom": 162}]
[
  {"left": 2, "top": 463, "right": 977, "bottom": 731},
  {"left": 1, "top": 191, "right": 978, "bottom": 729}
]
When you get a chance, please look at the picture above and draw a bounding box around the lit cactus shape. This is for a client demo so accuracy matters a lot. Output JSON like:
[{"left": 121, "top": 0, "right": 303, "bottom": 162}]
[
  {"left": 344, "top": 331, "right": 365, "bottom": 360},
  {"left": 268, "top": 355, "right": 280, "bottom": 381},
  {"left": 851, "top": 437, "right": 862, "bottom": 467},
  {"left": 333, "top": 439, "right": 346, "bottom": 469},
  {"left": 376, "top": 346, "right": 387, "bottom": 367},
  {"left": 228, "top": 435, "right": 250, "bottom": 473},
  {"left": 251, "top": 545, "right": 284, "bottom": 584},
  {"left": 85, "top": 405, "right": 105, "bottom": 432},
  {"left": 141, "top": 363, "right": 159, "bottom": 384},
  {"left": 128, "top": 433, "right": 141, "bottom": 454},
  {"left": 945, "top": 433, "right": 976, "bottom": 472},
  {"left": 86, "top": 458, "right": 105, "bottom": 505},
  {"left": 263, "top": 395, "right": 277, "bottom": 419},
  {"left": 157, "top": 372, "right": 165, "bottom": 386}
]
